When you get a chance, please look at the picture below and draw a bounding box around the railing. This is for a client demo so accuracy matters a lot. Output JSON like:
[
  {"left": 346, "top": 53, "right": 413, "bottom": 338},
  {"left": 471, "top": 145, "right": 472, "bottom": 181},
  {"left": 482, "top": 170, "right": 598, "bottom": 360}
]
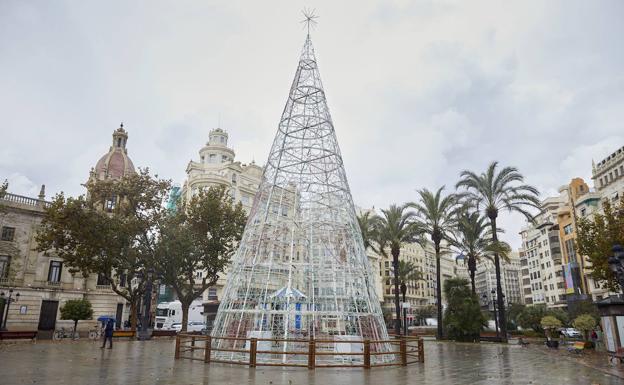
[
  {"left": 95, "top": 284, "right": 112, "bottom": 290},
  {"left": 46, "top": 281, "right": 61, "bottom": 287},
  {"left": 1, "top": 193, "right": 49, "bottom": 208},
  {"left": 174, "top": 333, "right": 424, "bottom": 369}
]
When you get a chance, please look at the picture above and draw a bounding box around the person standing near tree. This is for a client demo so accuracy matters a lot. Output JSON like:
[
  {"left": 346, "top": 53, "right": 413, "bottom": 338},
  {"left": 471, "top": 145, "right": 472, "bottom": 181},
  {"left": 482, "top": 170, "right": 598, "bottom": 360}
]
[{"left": 101, "top": 319, "right": 114, "bottom": 349}]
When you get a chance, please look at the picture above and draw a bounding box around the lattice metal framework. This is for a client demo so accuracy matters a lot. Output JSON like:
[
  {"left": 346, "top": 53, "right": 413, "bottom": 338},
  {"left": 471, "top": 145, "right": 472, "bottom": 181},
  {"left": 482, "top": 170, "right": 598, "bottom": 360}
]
[{"left": 211, "top": 32, "right": 392, "bottom": 365}]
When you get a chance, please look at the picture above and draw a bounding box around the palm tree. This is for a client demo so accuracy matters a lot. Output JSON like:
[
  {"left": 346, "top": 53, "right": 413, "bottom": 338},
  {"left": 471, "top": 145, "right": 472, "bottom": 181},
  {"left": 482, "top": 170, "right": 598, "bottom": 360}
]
[
  {"left": 373, "top": 204, "right": 421, "bottom": 336},
  {"left": 409, "top": 187, "right": 458, "bottom": 340},
  {"left": 456, "top": 161, "right": 540, "bottom": 343},
  {"left": 451, "top": 211, "right": 511, "bottom": 294},
  {"left": 357, "top": 211, "right": 378, "bottom": 253},
  {"left": 395, "top": 260, "right": 424, "bottom": 334}
]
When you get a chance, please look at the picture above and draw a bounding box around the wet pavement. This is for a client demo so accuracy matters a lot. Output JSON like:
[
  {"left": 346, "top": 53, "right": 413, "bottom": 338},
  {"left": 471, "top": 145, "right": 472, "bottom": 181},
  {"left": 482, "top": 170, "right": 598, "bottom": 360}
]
[{"left": 1, "top": 338, "right": 621, "bottom": 385}]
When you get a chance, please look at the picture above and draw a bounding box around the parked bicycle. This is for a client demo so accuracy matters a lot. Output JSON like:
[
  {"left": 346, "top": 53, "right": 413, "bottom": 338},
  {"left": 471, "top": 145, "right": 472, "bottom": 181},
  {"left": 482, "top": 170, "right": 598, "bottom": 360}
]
[
  {"left": 53, "top": 327, "right": 80, "bottom": 340},
  {"left": 88, "top": 328, "right": 102, "bottom": 340}
]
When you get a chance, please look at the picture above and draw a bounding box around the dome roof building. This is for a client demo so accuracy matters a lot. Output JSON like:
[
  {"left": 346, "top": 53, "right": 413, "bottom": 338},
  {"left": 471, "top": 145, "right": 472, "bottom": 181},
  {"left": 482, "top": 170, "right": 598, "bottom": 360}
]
[{"left": 91, "top": 124, "right": 136, "bottom": 181}]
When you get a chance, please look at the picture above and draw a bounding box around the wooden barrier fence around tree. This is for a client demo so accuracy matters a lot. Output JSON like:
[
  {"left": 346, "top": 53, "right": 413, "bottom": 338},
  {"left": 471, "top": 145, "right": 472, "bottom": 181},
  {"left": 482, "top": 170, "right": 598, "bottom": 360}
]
[{"left": 174, "top": 333, "right": 424, "bottom": 369}]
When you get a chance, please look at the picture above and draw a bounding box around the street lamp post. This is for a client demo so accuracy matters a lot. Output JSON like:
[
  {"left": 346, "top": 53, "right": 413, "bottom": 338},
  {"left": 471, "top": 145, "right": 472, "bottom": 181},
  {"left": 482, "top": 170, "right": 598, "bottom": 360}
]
[
  {"left": 607, "top": 244, "right": 624, "bottom": 290},
  {"left": 1, "top": 288, "right": 20, "bottom": 331},
  {"left": 400, "top": 282, "right": 408, "bottom": 336},
  {"left": 483, "top": 290, "right": 504, "bottom": 338}
]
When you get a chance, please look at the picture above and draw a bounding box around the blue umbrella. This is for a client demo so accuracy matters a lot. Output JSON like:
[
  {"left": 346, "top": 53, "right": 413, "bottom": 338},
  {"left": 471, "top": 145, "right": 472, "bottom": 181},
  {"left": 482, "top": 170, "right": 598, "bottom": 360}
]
[{"left": 97, "top": 316, "right": 116, "bottom": 324}]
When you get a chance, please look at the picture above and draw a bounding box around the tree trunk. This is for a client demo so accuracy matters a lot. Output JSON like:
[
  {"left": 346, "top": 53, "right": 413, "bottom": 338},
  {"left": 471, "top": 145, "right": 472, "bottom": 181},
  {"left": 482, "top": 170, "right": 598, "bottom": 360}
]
[
  {"left": 469, "top": 258, "right": 476, "bottom": 294},
  {"left": 435, "top": 243, "right": 443, "bottom": 340},
  {"left": 489, "top": 216, "right": 508, "bottom": 343},
  {"left": 130, "top": 300, "right": 138, "bottom": 332},
  {"left": 181, "top": 301, "right": 190, "bottom": 333},
  {"left": 392, "top": 248, "right": 401, "bottom": 336}
]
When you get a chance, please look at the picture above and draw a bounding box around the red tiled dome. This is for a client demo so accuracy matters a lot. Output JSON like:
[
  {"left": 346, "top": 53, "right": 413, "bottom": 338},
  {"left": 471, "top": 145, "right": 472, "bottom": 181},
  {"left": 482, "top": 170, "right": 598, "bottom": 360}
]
[{"left": 93, "top": 125, "right": 136, "bottom": 180}]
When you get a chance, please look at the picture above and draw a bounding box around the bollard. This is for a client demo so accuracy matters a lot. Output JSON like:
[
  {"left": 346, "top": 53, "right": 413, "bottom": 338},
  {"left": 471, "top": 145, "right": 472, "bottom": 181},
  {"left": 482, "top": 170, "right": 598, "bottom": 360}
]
[
  {"left": 204, "top": 336, "right": 212, "bottom": 363},
  {"left": 363, "top": 340, "right": 371, "bottom": 369},
  {"left": 400, "top": 337, "right": 407, "bottom": 366},
  {"left": 250, "top": 338, "right": 257, "bottom": 367},
  {"left": 175, "top": 335, "right": 181, "bottom": 359},
  {"left": 308, "top": 338, "right": 315, "bottom": 369},
  {"left": 191, "top": 336, "right": 196, "bottom": 347},
  {"left": 418, "top": 338, "right": 424, "bottom": 363}
]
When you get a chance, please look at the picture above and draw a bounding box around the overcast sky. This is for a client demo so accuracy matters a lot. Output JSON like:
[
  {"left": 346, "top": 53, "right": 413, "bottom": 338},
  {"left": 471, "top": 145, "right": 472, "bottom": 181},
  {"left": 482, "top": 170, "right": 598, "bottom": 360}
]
[{"left": 2, "top": 1, "right": 623, "bottom": 248}]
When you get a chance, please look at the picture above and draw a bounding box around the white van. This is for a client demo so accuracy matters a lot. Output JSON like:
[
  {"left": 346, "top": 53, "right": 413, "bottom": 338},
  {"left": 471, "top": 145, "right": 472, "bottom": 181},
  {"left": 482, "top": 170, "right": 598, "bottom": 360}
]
[{"left": 155, "top": 300, "right": 204, "bottom": 330}]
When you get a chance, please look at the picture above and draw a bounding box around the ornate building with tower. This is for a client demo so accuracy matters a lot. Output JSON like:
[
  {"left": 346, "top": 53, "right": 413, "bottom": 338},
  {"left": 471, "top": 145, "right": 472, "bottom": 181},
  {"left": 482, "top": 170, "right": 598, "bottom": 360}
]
[{"left": 0, "top": 125, "right": 137, "bottom": 336}]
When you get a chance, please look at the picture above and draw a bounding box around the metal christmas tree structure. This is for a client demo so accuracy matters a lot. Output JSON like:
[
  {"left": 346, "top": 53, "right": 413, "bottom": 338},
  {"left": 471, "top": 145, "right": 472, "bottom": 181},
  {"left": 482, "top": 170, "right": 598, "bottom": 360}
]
[{"left": 210, "top": 23, "right": 392, "bottom": 365}]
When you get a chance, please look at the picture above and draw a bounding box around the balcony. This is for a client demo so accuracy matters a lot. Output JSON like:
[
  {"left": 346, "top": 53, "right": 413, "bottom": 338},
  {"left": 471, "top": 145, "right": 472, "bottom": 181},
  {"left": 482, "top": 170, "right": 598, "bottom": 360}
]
[
  {"left": 47, "top": 281, "right": 61, "bottom": 288},
  {"left": 96, "top": 284, "right": 112, "bottom": 291}
]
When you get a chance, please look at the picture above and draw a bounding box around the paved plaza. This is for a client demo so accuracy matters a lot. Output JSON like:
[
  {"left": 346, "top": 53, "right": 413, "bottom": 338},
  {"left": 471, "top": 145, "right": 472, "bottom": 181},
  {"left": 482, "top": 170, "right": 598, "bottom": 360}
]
[{"left": 0, "top": 339, "right": 622, "bottom": 385}]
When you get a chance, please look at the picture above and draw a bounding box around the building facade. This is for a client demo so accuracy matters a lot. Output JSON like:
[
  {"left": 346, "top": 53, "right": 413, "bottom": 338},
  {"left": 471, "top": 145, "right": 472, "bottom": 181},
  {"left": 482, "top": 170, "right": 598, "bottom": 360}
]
[
  {"left": 181, "top": 128, "right": 263, "bottom": 325},
  {"left": 475, "top": 252, "right": 524, "bottom": 313},
  {"left": 519, "top": 196, "right": 567, "bottom": 309},
  {"left": 0, "top": 126, "right": 136, "bottom": 336}
]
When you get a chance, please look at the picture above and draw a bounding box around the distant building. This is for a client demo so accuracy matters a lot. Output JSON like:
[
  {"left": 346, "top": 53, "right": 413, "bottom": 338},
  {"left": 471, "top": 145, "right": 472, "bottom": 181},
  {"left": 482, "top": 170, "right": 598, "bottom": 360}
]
[
  {"left": 181, "top": 128, "right": 263, "bottom": 325},
  {"left": 592, "top": 145, "right": 624, "bottom": 203},
  {"left": 475, "top": 252, "right": 524, "bottom": 312},
  {"left": 181, "top": 128, "right": 263, "bottom": 213},
  {"left": 519, "top": 196, "right": 567, "bottom": 309}
]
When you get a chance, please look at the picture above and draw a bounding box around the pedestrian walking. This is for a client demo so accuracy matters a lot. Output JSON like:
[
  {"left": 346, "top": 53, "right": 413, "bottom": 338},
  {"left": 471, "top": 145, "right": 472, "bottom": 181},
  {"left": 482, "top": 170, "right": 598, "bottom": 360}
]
[
  {"left": 591, "top": 329, "right": 598, "bottom": 347},
  {"left": 101, "top": 319, "right": 114, "bottom": 349}
]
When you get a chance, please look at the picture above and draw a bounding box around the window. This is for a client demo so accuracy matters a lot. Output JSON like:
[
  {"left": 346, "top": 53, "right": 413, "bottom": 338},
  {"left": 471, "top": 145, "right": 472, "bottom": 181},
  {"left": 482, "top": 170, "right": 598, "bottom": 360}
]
[
  {"left": 105, "top": 195, "right": 117, "bottom": 212},
  {"left": 117, "top": 138, "right": 122, "bottom": 147},
  {"left": 96, "top": 273, "right": 110, "bottom": 286},
  {"left": 222, "top": 155, "right": 228, "bottom": 163},
  {"left": 208, "top": 287, "right": 218, "bottom": 301},
  {"left": 580, "top": 208, "right": 586, "bottom": 217},
  {"left": 231, "top": 173, "right": 237, "bottom": 185},
  {"left": 563, "top": 224, "right": 573, "bottom": 235},
  {"left": 220, "top": 136, "right": 225, "bottom": 143},
  {"left": 48, "top": 261, "right": 62, "bottom": 282},
  {"left": 1, "top": 226, "right": 15, "bottom": 241},
  {"left": 0, "top": 255, "right": 10, "bottom": 278},
  {"left": 201, "top": 156, "right": 205, "bottom": 163},
  {"left": 209, "top": 154, "right": 216, "bottom": 162}
]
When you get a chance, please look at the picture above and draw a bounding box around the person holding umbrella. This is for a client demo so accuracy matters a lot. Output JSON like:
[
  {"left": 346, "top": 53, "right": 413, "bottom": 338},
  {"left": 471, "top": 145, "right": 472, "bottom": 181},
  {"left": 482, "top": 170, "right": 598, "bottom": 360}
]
[{"left": 101, "top": 318, "right": 114, "bottom": 349}]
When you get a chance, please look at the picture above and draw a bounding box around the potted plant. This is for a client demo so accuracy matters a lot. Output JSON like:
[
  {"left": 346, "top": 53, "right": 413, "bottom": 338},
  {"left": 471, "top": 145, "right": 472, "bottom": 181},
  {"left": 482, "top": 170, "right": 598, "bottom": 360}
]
[{"left": 540, "top": 316, "right": 562, "bottom": 349}]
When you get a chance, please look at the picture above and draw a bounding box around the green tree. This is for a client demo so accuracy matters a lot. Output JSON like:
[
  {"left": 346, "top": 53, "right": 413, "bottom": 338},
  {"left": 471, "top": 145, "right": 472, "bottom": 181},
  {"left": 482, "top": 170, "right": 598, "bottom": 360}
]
[
  {"left": 576, "top": 198, "right": 624, "bottom": 292},
  {"left": 357, "top": 211, "right": 379, "bottom": 253},
  {"left": 372, "top": 204, "right": 421, "bottom": 335},
  {"left": 154, "top": 186, "right": 246, "bottom": 332},
  {"left": 60, "top": 299, "right": 93, "bottom": 338},
  {"left": 573, "top": 314, "right": 597, "bottom": 341},
  {"left": 456, "top": 161, "right": 541, "bottom": 342},
  {"left": 517, "top": 305, "right": 568, "bottom": 333},
  {"left": 540, "top": 315, "right": 562, "bottom": 339},
  {"left": 450, "top": 211, "right": 511, "bottom": 294},
  {"left": 0, "top": 179, "right": 7, "bottom": 212},
  {"left": 507, "top": 303, "right": 525, "bottom": 325},
  {"left": 568, "top": 299, "right": 600, "bottom": 324},
  {"left": 414, "top": 305, "right": 436, "bottom": 325},
  {"left": 36, "top": 170, "right": 171, "bottom": 331},
  {"left": 517, "top": 305, "right": 548, "bottom": 333},
  {"left": 443, "top": 278, "right": 486, "bottom": 342},
  {"left": 0, "top": 179, "right": 7, "bottom": 198},
  {"left": 409, "top": 187, "right": 458, "bottom": 340}
]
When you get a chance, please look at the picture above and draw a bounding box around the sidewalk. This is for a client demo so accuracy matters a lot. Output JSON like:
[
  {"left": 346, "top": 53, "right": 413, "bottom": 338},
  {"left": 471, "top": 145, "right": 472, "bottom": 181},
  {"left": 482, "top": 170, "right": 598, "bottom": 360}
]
[{"left": 530, "top": 341, "right": 624, "bottom": 380}]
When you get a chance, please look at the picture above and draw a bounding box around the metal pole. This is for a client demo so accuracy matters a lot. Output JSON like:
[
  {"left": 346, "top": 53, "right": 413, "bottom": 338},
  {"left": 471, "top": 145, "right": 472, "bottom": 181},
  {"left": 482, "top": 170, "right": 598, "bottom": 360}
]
[{"left": 2, "top": 291, "right": 13, "bottom": 331}]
